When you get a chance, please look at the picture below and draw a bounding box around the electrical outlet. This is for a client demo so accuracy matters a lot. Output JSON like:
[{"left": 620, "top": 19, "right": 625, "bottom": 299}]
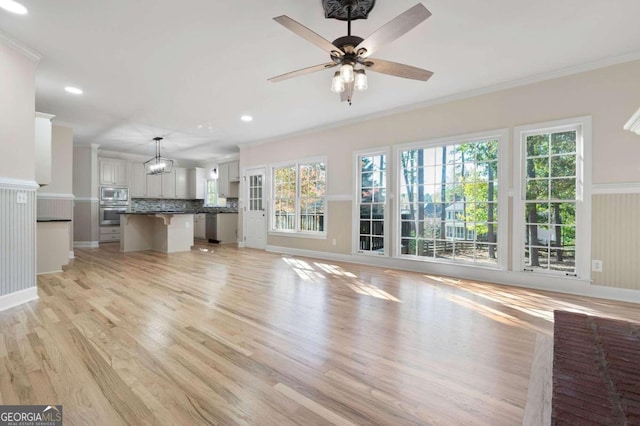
[
  {"left": 16, "top": 191, "right": 27, "bottom": 204},
  {"left": 592, "top": 260, "right": 603, "bottom": 272},
  {"left": 332, "top": 238, "right": 337, "bottom": 246}
]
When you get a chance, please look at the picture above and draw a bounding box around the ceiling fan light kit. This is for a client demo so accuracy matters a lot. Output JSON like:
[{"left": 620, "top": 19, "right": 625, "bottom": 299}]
[
  {"left": 270, "top": 1, "right": 433, "bottom": 105},
  {"left": 144, "top": 137, "right": 174, "bottom": 175}
]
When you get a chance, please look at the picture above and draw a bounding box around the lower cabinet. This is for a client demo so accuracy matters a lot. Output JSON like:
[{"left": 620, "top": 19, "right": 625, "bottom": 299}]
[
  {"left": 100, "top": 225, "right": 120, "bottom": 242},
  {"left": 194, "top": 214, "right": 206, "bottom": 239}
]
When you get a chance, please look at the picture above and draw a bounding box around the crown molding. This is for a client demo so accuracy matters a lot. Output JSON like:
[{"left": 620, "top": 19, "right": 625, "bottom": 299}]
[
  {"left": 0, "top": 31, "right": 41, "bottom": 62},
  {"left": 241, "top": 51, "right": 640, "bottom": 148},
  {"left": 624, "top": 107, "right": 640, "bottom": 135}
]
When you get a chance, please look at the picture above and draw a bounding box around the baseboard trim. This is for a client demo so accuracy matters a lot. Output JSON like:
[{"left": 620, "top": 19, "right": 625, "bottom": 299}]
[
  {"left": 69, "top": 251, "right": 75, "bottom": 259},
  {"left": 0, "top": 287, "right": 38, "bottom": 312},
  {"left": 237, "top": 241, "right": 246, "bottom": 248},
  {"left": 265, "top": 245, "right": 640, "bottom": 304},
  {"left": 74, "top": 241, "right": 99, "bottom": 248}
]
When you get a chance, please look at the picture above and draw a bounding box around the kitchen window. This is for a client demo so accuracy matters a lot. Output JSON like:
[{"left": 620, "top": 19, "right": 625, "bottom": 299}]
[
  {"left": 271, "top": 159, "right": 326, "bottom": 235},
  {"left": 205, "top": 179, "right": 226, "bottom": 207}
]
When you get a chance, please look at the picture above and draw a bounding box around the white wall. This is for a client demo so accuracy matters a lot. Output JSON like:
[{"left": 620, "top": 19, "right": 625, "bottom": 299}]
[{"left": 0, "top": 35, "right": 40, "bottom": 308}]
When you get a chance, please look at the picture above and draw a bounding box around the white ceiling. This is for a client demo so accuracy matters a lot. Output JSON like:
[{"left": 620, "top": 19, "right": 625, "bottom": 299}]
[{"left": 2, "top": 0, "right": 640, "bottom": 161}]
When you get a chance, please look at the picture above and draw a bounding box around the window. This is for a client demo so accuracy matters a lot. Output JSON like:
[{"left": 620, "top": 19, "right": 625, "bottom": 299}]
[
  {"left": 205, "top": 180, "right": 226, "bottom": 207},
  {"left": 398, "top": 132, "right": 506, "bottom": 267},
  {"left": 272, "top": 160, "right": 326, "bottom": 234},
  {"left": 356, "top": 152, "right": 387, "bottom": 255},
  {"left": 515, "top": 117, "right": 591, "bottom": 277}
]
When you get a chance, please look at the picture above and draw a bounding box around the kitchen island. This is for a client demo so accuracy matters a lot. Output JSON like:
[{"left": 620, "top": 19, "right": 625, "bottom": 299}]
[{"left": 120, "top": 212, "right": 194, "bottom": 253}]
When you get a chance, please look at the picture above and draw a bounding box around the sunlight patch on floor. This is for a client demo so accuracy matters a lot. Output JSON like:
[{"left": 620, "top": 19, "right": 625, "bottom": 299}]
[
  {"left": 447, "top": 294, "right": 528, "bottom": 328},
  {"left": 282, "top": 257, "right": 401, "bottom": 302},
  {"left": 346, "top": 281, "right": 402, "bottom": 303},
  {"left": 425, "top": 274, "right": 614, "bottom": 322}
]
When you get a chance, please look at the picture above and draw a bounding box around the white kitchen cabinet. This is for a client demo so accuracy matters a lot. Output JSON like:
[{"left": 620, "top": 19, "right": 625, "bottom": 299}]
[
  {"left": 228, "top": 160, "right": 240, "bottom": 182},
  {"left": 218, "top": 163, "right": 230, "bottom": 197},
  {"left": 162, "top": 169, "right": 176, "bottom": 198},
  {"left": 100, "top": 158, "right": 128, "bottom": 186},
  {"left": 188, "top": 167, "right": 206, "bottom": 199},
  {"left": 99, "top": 225, "right": 120, "bottom": 242},
  {"left": 35, "top": 112, "right": 54, "bottom": 186},
  {"left": 146, "top": 174, "right": 162, "bottom": 197},
  {"left": 130, "top": 163, "right": 147, "bottom": 197},
  {"left": 194, "top": 213, "right": 206, "bottom": 239},
  {"left": 175, "top": 167, "right": 187, "bottom": 198},
  {"left": 216, "top": 213, "right": 238, "bottom": 243}
]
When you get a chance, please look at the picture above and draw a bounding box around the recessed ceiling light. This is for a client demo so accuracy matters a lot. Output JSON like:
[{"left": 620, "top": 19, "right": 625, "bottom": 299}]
[
  {"left": 0, "top": 0, "right": 28, "bottom": 15},
  {"left": 240, "top": 115, "right": 253, "bottom": 122},
  {"left": 64, "top": 86, "right": 83, "bottom": 95}
]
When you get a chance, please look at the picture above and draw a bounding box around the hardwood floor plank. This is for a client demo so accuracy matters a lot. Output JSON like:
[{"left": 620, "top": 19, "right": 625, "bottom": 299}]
[
  {"left": 274, "top": 382, "right": 357, "bottom": 426},
  {"left": 523, "top": 333, "right": 554, "bottom": 426},
  {"left": 0, "top": 242, "right": 637, "bottom": 424}
]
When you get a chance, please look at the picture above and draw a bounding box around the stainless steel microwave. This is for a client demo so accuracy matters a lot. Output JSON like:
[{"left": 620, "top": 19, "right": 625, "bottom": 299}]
[{"left": 100, "top": 186, "right": 129, "bottom": 205}]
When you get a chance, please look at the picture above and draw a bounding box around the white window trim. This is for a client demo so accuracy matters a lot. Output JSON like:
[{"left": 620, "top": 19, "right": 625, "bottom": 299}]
[
  {"left": 393, "top": 128, "right": 509, "bottom": 269},
  {"left": 512, "top": 116, "right": 592, "bottom": 280},
  {"left": 352, "top": 147, "right": 391, "bottom": 256},
  {"left": 269, "top": 156, "right": 328, "bottom": 238}
]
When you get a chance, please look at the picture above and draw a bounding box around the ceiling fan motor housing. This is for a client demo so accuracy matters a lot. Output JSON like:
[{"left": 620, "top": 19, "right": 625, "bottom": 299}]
[{"left": 322, "top": 0, "right": 375, "bottom": 21}]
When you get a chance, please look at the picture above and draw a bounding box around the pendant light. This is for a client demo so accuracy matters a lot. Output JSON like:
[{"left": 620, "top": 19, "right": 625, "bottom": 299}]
[{"left": 144, "top": 137, "right": 174, "bottom": 175}]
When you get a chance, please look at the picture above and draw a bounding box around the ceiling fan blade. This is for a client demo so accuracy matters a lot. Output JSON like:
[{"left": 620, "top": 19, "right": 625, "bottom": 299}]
[
  {"left": 356, "top": 4, "right": 431, "bottom": 58},
  {"left": 274, "top": 15, "right": 342, "bottom": 56},
  {"left": 364, "top": 58, "right": 434, "bottom": 81},
  {"left": 341, "top": 81, "right": 354, "bottom": 104},
  {"left": 269, "top": 62, "right": 337, "bottom": 83}
]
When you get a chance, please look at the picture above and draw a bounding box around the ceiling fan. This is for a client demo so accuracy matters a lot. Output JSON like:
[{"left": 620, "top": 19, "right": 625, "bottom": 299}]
[{"left": 269, "top": 1, "right": 433, "bottom": 105}]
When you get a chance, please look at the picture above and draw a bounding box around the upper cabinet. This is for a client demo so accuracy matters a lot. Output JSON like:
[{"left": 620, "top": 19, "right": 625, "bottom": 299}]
[
  {"left": 188, "top": 167, "right": 206, "bottom": 199},
  {"left": 228, "top": 160, "right": 240, "bottom": 182},
  {"left": 35, "top": 112, "right": 55, "bottom": 186},
  {"left": 130, "top": 163, "right": 147, "bottom": 197},
  {"left": 175, "top": 167, "right": 188, "bottom": 199},
  {"left": 99, "top": 158, "right": 128, "bottom": 186},
  {"left": 218, "top": 163, "right": 229, "bottom": 197}
]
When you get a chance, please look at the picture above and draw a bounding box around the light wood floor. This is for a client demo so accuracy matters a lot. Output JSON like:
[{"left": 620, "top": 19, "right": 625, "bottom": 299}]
[{"left": 2, "top": 243, "right": 640, "bottom": 425}]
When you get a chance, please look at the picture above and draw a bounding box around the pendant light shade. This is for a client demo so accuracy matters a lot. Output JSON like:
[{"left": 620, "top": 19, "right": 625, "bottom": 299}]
[
  {"left": 144, "top": 137, "right": 174, "bottom": 175},
  {"left": 354, "top": 69, "right": 368, "bottom": 91},
  {"left": 331, "top": 71, "right": 345, "bottom": 93}
]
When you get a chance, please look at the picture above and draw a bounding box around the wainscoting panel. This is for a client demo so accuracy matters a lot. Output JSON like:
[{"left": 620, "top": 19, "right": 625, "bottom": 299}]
[
  {"left": 37, "top": 197, "right": 73, "bottom": 219},
  {"left": 0, "top": 185, "right": 37, "bottom": 297},
  {"left": 592, "top": 193, "right": 640, "bottom": 290}
]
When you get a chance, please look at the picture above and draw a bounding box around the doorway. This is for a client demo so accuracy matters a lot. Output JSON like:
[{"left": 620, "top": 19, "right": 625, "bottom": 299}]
[{"left": 244, "top": 167, "right": 267, "bottom": 249}]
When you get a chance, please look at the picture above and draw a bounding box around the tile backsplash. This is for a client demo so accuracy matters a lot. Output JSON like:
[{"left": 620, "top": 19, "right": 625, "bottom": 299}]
[{"left": 131, "top": 198, "right": 238, "bottom": 213}]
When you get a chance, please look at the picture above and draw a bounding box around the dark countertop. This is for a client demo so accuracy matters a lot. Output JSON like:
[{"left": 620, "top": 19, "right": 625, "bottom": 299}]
[
  {"left": 122, "top": 211, "right": 238, "bottom": 215},
  {"left": 37, "top": 217, "right": 72, "bottom": 222},
  {"left": 120, "top": 212, "right": 195, "bottom": 215}
]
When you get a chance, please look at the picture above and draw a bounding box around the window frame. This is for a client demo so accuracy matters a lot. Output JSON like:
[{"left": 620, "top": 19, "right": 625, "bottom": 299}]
[
  {"left": 204, "top": 179, "right": 226, "bottom": 207},
  {"left": 352, "top": 148, "right": 391, "bottom": 256},
  {"left": 269, "top": 157, "right": 328, "bottom": 238},
  {"left": 512, "top": 116, "right": 592, "bottom": 279},
  {"left": 393, "top": 129, "right": 509, "bottom": 269}
]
